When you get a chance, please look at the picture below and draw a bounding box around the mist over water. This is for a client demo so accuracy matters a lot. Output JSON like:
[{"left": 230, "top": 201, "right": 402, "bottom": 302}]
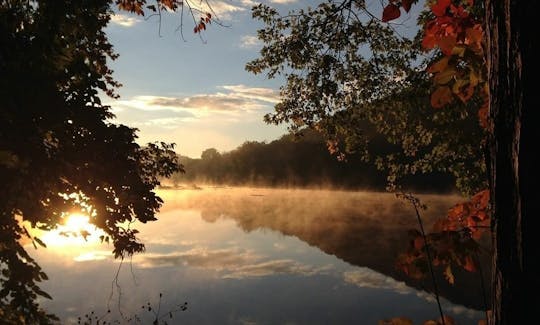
[{"left": 31, "top": 187, "right": 485, "bottom": 324}]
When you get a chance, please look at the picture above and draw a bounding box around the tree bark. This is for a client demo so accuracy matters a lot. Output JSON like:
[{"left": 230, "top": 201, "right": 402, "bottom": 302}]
[{"left": 486, "top": 1, "right": 540, "bottom": 324}]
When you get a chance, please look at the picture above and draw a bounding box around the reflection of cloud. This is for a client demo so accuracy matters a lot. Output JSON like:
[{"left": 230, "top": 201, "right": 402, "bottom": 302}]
[
  {"left": 110, "top": 14, "right": 140, "bottom": 27},
  {"left": 344, "top": 269, "right": 411, "bottom": 294},
  {"left": 240, "top": 35, "right": 261, "bottom": 49},
  {"left": 141, "top": 247, "right": 256, "bottom": 270},
  {"left": 137, "top": 247, "right": 332, "bottom": 279},
  {"left": 344, "top": 268, "right": 481, "bottom": 316}
]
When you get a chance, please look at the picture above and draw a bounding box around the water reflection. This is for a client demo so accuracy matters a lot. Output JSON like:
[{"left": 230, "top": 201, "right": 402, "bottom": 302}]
[
  {"left": 164, "top": 188, "right": 489, "bottom": 310},
  {"left": 30, "top": 188, "right": 485, "bottom": 324}
]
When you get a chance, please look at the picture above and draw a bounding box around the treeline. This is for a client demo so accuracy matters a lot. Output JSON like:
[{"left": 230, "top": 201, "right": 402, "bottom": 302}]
[{"left": 169, "top": 130, "right": 455, "bottom": 192}]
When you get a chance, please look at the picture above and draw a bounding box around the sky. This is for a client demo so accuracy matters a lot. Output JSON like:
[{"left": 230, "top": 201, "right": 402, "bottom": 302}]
[{"left": 104, "top": 0, "right": 420, "bottom": 158}]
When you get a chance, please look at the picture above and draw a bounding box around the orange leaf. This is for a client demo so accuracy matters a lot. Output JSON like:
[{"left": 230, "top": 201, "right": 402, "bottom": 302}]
[
  {"left": 423, "top": 321, "right": 438, "bottom": 325},
  {"left": 382, "top": 4, "right": 401, "bottom": 22},
  {"left": 434, "top": 68, "right": 456, "bottom": 85},
  {"left": 456, "top": 84, "right": 474, "bottom": 102},
  {"left": 444, "top": 265, "right": 455, "bottom": 284},
  {"left": 463, "top": 255, "right": 477, "bottom": 272},
  {"left": 427, "top": 57, "right": 449, "bottom": 73},
  {"left": 431, "top": 86, "right": 453, "bottom": 108},
  {"left": 379, "top": 317, "right": 414, "bottom": 325},
  {"left": 440, "top": 316, "right": 456, "bottom": 325},
  {"left": 478, "top": 99, "right": 489, "bottom": 129}
]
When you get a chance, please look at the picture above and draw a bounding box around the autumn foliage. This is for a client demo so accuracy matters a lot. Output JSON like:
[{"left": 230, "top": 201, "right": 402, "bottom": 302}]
[
  {"left": 115, "top": 0, "right": 213, "bottom": 34},
  {"left": 383, "top": 0, "right": 488, "bottom": 127},
  {"left": 383, "top": 0, "right": 491, "bottom": 292},
  {"left": 396, "top": 191, "right": 490, "bottom": 284}
]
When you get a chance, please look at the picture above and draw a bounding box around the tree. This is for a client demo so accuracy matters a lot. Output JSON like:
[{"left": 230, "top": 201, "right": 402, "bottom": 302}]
[
  {"left": 246, "top": 1, "right": 486, "bottom": 196},
  {"left": 247, "top": 0, "right": 540, "bottom": 323},
  {"left": 0, "top": 1, "right": 185, "bottom": 322},
  {"left": 485, "top": 1, "right": 540, "bottom": 323}
]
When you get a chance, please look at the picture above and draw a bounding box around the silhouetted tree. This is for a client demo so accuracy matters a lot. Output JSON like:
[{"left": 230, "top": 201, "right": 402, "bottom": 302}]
[{"left": 1, "top": 1, "right": 181, "bottom": 322}]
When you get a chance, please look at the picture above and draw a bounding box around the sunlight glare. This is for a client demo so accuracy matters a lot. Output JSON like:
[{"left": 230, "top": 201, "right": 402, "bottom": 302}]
[{"left": 40, "top": 213, "right": 104, "bottom": 247}]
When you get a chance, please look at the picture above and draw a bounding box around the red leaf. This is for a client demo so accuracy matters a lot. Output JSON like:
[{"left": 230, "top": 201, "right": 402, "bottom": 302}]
[
  {"left": 402, "top": 0, "right": 413, "bottom": 13},
  {"left": 438, "top": 35, "right": 457, "bottom": 55},
  {"left": 382, "top": 4, "right": 401, "bottom": 22},
  {"left": 463, "top": 255, "right": 477, "bottom": 272},
  {"left": 431, "top": 0, "right": 451, "bottom": 17},
  {"left": 413, "top": 236, "right": 425, "bottom": 250}
]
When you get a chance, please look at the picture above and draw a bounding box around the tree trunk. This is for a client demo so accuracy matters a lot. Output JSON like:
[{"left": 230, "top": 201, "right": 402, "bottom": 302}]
[{"left": 486, "top": 1, "right": 540, "bottom": 324}]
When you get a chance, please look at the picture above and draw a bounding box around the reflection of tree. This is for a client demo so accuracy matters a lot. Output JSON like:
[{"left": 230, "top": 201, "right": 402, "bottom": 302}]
[{"left": 187, "top": 190, "right": 489, "bottom": 309}]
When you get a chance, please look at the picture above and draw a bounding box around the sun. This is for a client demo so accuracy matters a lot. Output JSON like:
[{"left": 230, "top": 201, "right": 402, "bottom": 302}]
[
  {"left": 39, "top": 213, "right": 104, "bottom": 247},
  {"left": 64, "top": 214, "right": 91, "bottom": 230}
]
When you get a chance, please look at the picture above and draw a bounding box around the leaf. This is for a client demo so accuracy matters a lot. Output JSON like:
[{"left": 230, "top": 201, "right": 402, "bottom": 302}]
[
  {"left": 452, "top": 78, "right": 469, "bottom": 94},
  {"left": 438, "top": 35, "right": 457, "bottom": 55},
  {"left": 34, "top": 237, "right": 47, "bottom": 248},
  {"left": 430, "top": 86, "right": 453, "bottom": 108},
  {"left": 434, "top": 68, "right": 455, "bottom": 85},
  {"left": 463, "top": 255, "right": 477, "bottom": 272},
  {"left": 382, "top": 4, "right": 401, "bottom": 22},
  {"left": 402, "top": 0, "right": 413, "bottom": 13},
  {"left": 444, "top": 265, "right": 455, "bottom": 284},
  {"left": 80, "top": 230, "right": 90, "bottom": 241},
  {"left": 431, "top": 0, "right": 451, "bottom": 17},
  {"left": 35, "top": 288, "right": 53, "bottom": 299},
  {"left": 379, "top": 317, "right": 413, "bottom": 325},
  {"left": 469, "top": 69, "right": 480, "bottom": 87},
  {"left": 440, "top": 316, "right": 456, "bottom": 325},
  {"left": 451, "top": 46, "right": 466, "bottom": 57},
  {"left": 413, "top": 236, "right": 425, "bottom": 250},
  {"left": 146, "top": 5, "right": 156, "bottom": 12},
  {"left": 427, "top": 57, "right": 449, "bottom": 73}
]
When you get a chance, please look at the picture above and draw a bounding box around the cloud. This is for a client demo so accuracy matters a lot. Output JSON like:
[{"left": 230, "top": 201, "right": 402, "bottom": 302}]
[
  {"left": 73, "top": 251, "right": 111, "bottom": 262},
  {"left": 240, "top": 35, "right": 262, "bottom": 49},
  {"left": 268, "top": 0, "right": 298, "bottom": 4},
  {"left": 112, "top": 85, "right": 279, "bottom": 115},
  {"left": 137, "top": 247, "right": 330, "bottom": 279},
  {"left": 109, "top": 105, "right": 195, "bottom": 129},
  {"left": 221, "top": 85, "right": 280, "bottom": 103},
  {"left": 110, "top": 14, "right": 140, "bottom": 27},
  {"left": 148, "top": 94, "right": 250, "bottom": 112},
  {"left": 188, "top": 0, "right": 256, "bottom": 20}
]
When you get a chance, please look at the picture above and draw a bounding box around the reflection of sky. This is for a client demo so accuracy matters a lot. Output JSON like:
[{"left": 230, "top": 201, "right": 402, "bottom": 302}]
[{"left": 30, "top": 188, "right": 483, "bottom": 324}]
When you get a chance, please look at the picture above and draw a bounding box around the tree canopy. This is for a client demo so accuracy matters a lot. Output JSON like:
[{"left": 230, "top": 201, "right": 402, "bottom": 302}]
[
  {"left": 246, "top": 0, "right": 486, "bottom": 196},
  {"left": 1, "top": 1, "right": 181, "bottom": 322}
]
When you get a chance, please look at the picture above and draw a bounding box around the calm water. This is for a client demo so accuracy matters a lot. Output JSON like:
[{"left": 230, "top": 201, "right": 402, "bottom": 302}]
[{"left": 30, "top": 187, "right": 486, "bottom": 324}]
